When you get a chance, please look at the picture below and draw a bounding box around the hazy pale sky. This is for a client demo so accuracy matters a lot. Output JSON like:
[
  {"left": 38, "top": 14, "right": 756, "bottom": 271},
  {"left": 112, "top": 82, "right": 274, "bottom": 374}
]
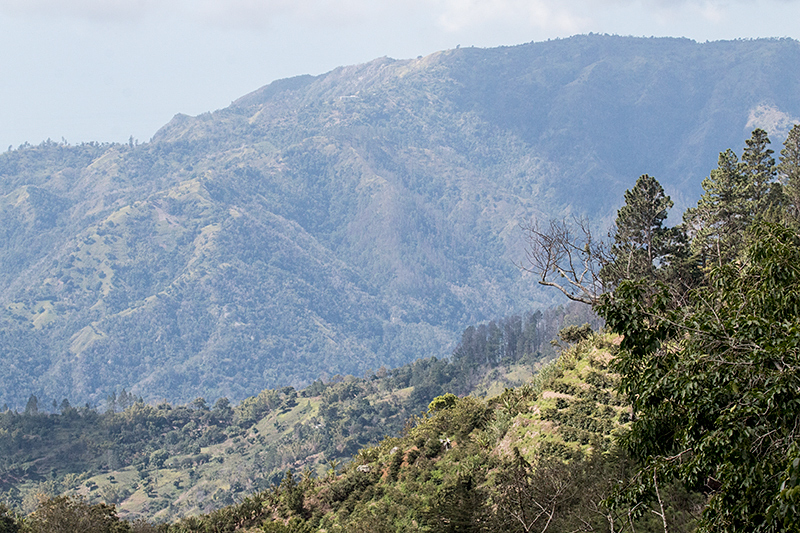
[{"left": 2, "top": 0, "right": 800, "bottom": 150}]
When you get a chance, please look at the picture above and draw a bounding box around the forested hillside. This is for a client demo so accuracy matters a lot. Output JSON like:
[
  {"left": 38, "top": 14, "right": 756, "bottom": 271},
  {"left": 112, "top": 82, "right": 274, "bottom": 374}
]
[
  {"left": 3, "top": 126, "right": 799, "bottom": 531},
  {"left": 2, "top": 35, "right": 800, "bottom": 408},
  {"left": 1, "top": 329, "right": 703, "bottom": 533},
  {"left": 0, "top": 303, "right": 596, "bottom": 522}
]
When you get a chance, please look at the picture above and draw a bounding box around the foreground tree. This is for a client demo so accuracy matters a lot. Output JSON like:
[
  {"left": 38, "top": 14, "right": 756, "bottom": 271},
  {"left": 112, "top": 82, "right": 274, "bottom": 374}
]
[
  {"left": 599, "top": 221, "right": 800, "bottom": 532},
  {"left": 741, "top": 127, "right": 777, "bottom": 212},
  {"left": 522, "top": 174, "right": 689, "bottom": 304}
]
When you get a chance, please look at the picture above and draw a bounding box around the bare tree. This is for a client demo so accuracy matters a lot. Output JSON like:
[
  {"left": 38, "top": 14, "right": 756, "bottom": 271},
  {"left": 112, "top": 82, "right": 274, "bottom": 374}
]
[{"left": 519, "top": 217, "right": 607, "bottom": 305}]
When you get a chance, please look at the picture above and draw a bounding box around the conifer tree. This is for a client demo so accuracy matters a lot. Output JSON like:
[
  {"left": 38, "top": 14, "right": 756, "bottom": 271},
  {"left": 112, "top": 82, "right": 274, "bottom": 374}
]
[
  {"left": 742, "top": 127, "right": 784, "bottom": 215},
  {"left": 24, "top": 394, "right": 39, "bottom": 416},
  {"left": 684, "top": 149, "right": 750, "bottom": 269},
  {"left": 601, "top": 174, "right": 675, "bottom": 286},
  {"left": 778, "top": 124, "right": 800, "bottom": 219},
  {"left": 742, "top": 128, "right": 776, "bottom": 202}
]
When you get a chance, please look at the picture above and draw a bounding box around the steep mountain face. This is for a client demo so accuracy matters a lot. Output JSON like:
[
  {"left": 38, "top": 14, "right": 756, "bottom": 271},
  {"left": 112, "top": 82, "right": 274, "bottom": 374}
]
[{"left": 1, "top": 35, "right": 799, "bottom": 407}]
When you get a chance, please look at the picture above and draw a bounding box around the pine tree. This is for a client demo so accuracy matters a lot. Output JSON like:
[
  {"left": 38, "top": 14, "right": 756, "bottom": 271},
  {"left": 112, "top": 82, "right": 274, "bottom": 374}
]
[
  {"left": 24, "top": 394, "right": 39, "bottom": 416},
  {"left": 601, "top": 174, "right": 675, "bottom": 286},
  {"left": 778, "top": 124, "right": 800, "bottom": 220},
  {"left": 742, "top": 128, "right": 775, "bottom": 198},
  {"left": 742, "top": 127, "right": 783, "bottom": 215},
  {"left": 684, "top": 149, "right": 750, "bottom": 269}
]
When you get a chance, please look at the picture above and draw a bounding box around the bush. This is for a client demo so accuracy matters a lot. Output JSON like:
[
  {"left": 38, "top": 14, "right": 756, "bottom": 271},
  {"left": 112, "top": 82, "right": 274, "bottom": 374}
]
[
  {"left": 557, "top": 324, "right": 593, "bottom": 344},
  {"left": 24, "top": 495, "right": 130, "bottom": 533},
  {"left": 0, "top": 503, "right": 19, "bottom": 533}
]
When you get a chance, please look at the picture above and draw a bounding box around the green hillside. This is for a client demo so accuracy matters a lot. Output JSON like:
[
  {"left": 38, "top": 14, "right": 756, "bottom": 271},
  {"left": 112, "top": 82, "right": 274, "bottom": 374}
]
[
  {"left": 4, "top": 122, "right": 800, "bottom": 531},
  {"left": 5, "top": 329, "right": 701, "bottom": 532},
  {"left": 150, "top": 332, "right": 700, "bottom": 532},
  {"left": 1, "top": 305, "right": 598, "bottom": 523}
]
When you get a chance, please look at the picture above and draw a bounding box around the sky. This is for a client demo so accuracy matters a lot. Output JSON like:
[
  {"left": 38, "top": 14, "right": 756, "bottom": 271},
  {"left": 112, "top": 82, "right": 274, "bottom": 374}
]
[{"left": 2, "top": 0, "right": 800, "bottom": 150}]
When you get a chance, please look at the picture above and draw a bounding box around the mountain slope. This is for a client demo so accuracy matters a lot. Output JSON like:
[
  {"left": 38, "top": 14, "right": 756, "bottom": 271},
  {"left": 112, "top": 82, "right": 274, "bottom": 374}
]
[
  {"left": 167, "top": 331, "right": 700, "bottom": 532},
  {"left": 1, "top": 35, "right": 799, "bottom": 407},
  {"left": 1, "top": 308, "right": 587, "bottom": 522}
]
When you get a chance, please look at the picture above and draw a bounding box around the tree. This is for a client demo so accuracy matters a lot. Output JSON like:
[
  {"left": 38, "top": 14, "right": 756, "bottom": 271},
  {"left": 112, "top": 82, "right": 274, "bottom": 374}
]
[
  {"left": 425, "top": 471, "right": 484, "bottom": 533},
  {"left": 486, "top": 448, "right": 585, "bottom": 533},
  {"left": 599, "top": 174, "right": 696, "bottom": 293},
  {"left": 778, "top": 124, "right": 800, "bottom": 220},
  {"left": 0, "top": 504, "right": 19, "bottom": 533},
  {"left": 520, "top": 217, "right": 604, "bottom": 305},
  {"left": 24, "top": 495, "right": 131, "bottom": 533},
  {"left": 741, "top": 127, "right": 778, "bottom": 213},
  {"left": 521, "top": 176, "right": 687, "bottom": 305},
  {"left": 24, "top": 394, "right": 39, "bottom": 416},
  {"left": 601, "top": 174, "right": 682, "bottom": 288},
  {"left": 106, "top": 391, "right": 117, "bottom": 414},
  {"left": 598, "top": 221, "right": 800, "bottom": 532},
  {"left": 428, "top": 393, "right": 458, "bottom": 413},
  {"left": 58, "top": 399, "right": 72, "bottom": 414},
  {"left": 278, "top": 470, "right": 306, "bottom": 517},
  {"left": 684, "top": 149, "right": 750, "bottom": 269}
]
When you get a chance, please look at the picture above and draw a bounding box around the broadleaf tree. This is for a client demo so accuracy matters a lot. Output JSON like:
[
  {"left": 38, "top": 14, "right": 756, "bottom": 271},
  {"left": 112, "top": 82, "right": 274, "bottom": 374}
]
[{"left": 598, "top": 221, "right": 800, "bottom": 532}]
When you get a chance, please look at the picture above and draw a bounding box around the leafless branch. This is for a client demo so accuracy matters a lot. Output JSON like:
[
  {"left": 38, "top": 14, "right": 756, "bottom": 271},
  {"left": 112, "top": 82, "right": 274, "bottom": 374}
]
[{"left": 518, "top": 217, "right": 607, "bottom": 305}]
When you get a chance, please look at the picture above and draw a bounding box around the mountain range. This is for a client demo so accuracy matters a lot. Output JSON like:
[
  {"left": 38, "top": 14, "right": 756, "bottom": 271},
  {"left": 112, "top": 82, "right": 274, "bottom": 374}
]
[{"left": 1, "top": 34, "right": 799, "bottom": 408}]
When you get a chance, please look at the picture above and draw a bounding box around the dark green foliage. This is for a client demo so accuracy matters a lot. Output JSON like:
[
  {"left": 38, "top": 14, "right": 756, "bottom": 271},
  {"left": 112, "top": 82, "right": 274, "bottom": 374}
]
[
  {"left": 277, "top": 470, "right": 306, "bottom": 517},
  {"left": 685, "top": 148, "right": 751, "bottom": 270},
  {"left": 742, "top": 128, "right": 780, "bottom": 213},
  {"left": 557, "top": 323, "right": 593, "bottom": 344},
  {"left": 425, "top": 471, "right": 484, "bottom": 533},
  {"left": 599, "top": 212, "right": 800, "bottom": 530},
  {"left": 779, "top": 124, "right": 800, "bottom": 220},
  {"left": 451, "top": 313, "right": 543, "bottom": 368},
  {"left": 686, "top": 129, "right": 790, "bottom": 273},
  {"left": 601, "top": 174, "right": 688, "bottom": 289},
  {"left": 23, "top": 496, "right": 131, "bottom": 533},
  {"left": 0, "top": 504, "right": 19, "bottom": 533}
]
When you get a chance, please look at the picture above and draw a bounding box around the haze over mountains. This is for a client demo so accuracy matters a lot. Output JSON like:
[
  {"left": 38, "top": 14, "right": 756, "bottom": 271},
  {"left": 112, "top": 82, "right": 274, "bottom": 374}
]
[{"left": 1, "top": 34, "right": 799, "bottom": 408}]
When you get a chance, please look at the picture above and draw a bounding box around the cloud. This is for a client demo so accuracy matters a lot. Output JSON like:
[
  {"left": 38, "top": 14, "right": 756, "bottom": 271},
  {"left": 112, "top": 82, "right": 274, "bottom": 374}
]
[
  {"left": 0, "top": 0, "right": 162, "bottom": 22},
  {"left": 0, "top": 0, "right": 397, "bottom": 29},
  {"left": 435, "top": 0, "right": 589, "bottom": 33},
  {"left": 0, "top": 0, "right": 780, "bottom": 33}
]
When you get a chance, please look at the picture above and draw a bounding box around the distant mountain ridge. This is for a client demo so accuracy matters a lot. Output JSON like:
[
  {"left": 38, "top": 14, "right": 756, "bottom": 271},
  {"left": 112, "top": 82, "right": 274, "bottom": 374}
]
[{"left": 1, "top": 34, "right": 799, "bottom": 408}]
